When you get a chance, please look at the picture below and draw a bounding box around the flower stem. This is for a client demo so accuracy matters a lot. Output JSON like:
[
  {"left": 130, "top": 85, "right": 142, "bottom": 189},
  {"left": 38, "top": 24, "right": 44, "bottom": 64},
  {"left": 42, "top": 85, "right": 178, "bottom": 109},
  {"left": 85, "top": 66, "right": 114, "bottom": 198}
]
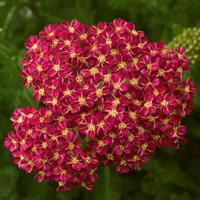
[
  {"left": 0, "top": 49, "right": 9, "bottom": 59},
  {"left": 1, "top": 5, "right": 17, "bottom": 39},
  {"left": 104, "top": 166, "right": 111, "bottom": 200},
  {"left": 0, "top": 44, "right": 10, "bottom": 52}
]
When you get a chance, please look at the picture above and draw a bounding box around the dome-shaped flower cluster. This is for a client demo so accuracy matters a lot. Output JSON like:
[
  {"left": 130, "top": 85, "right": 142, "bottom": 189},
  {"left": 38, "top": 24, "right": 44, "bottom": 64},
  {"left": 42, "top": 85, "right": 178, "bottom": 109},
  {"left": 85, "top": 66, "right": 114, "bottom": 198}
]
[
  {"left": 168, "top": 27, "right": 200, "bottom": 64},
  {"left": 4, "top": 19, "right": 196, "bottom": 192}
]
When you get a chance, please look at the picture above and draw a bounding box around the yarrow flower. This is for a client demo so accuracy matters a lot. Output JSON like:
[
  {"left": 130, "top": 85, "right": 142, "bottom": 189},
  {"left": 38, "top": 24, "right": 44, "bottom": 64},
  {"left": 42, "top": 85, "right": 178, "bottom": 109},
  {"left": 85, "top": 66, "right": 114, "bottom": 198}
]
[{"left": 4, "top": 19, "right": 196, "bottom": 192}]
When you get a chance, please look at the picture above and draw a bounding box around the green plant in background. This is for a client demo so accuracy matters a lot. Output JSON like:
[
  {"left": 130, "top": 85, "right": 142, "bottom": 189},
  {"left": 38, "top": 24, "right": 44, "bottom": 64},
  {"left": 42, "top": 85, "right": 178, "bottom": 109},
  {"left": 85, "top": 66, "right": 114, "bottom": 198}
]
[{"left": 1, "top": 0, "right": 200, "bottom": 200}]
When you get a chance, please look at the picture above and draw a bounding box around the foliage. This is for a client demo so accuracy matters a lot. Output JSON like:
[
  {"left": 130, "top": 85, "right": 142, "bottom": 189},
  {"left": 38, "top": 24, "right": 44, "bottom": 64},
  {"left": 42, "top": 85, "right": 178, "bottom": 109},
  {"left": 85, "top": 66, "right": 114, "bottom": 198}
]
[{"left": 0, "top": 0, "right": 200, "bottom": 199}]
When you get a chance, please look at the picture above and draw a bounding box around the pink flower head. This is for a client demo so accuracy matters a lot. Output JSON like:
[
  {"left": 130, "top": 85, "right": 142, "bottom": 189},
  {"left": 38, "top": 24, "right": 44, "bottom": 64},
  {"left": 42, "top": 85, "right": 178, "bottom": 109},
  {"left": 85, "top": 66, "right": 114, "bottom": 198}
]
[{"left": 4, "top": 19, "right": 196, "bottom": 192}]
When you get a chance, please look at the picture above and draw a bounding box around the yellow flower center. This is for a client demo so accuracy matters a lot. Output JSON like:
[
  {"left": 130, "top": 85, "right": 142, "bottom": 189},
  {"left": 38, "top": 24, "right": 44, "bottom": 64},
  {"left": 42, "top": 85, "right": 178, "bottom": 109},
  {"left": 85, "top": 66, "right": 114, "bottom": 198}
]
[
  {"left": 81, "top": 182, "right": 86, "bottom": 187},
  {"left": 31, "top": 146, "right": 36, "bottom": 152},
  {"left": 137, "top": 125, "right": 145, "bottom": 133},
  {"left": 184, "top": 86, "right": 190, "bottom": 93},
  {"left": 128, "top": 134, "right": 134, "bottom": 142},
  {"left": 98, "top": 140, "right": 104, "bottom": 147},
  {"left": 39, "top": 88, "right": 44, "bottom": 96},
  {"left": 108, "top": 108, "right": 118, "bottom": 117},
  {"left": 27, "top": 76, "right": 33, "bottom": 83},
  {"left": 132, "top": 58, "right": 138, "bottom": 65},
  {"left": 129, "top": 111, "right": 136, "bottom": 120},
  {"left": 79, "top": 33, "right": 87, "bottom": 40},
  {"left": 125, "top": 92, "right": 131, "bottom": 99},
  {"left": 68, "top": 26, "right": 75, "bottom": 33},
  {"left": 118, "top": 61, "right": 127, "bottom": 70},
  {"left": 130, "top": 78, "right": 138, "bottom": 86},
  {"left": 39, "top": 117, "right": 44, "bottom": 123},
  {"left": 69, "top": 142, "right": 75, "bottom": 150},
  {"left": 138, "top": 43, "right": 144, "bottom": 48},
  {"left": 31, "top": 43, "right": 37, "bottom": 50},
  {"left": 53, "top": 65, "right": 60, "bottom": 72},
  {"left": 162, "top": 118, "right": 169, "bottom": 125},
  {"left": 132, "top": 155, "right": 139, "bottom": 162},
  {"left": 97, "top": 104, "right": 104, "bottom": 111},
  {"left": 20, "top": 139, "right": 25, "bottom": 145},
  {"left": 53, "top": 152, "right": 59, "bottom": 160},
  {"left": 158, "top": 68, "right": 165, "bottom": 76},
  {"left": 85, "top": 156, "right": 91, "bottom": 164},
  {"left": 98, "top": 55, "right": 106, "bottom": 63},
  {"left": 153, "top": 135, "right": 160, "bottom": 141},
  {"left": 36, "top": 65, "right": 42, "bottom": 72},
  {"left": 81, "top": 112, "right": 86, "bottom": 119},
  {"left": 153, "top": 89, "right": 159, "bottom": 96},
  {"left": 141, "top": 143, "right": 148, "bottom": 150},
  {"left": 146, "top": 63, "right": 152, "bottom": 69},
  {"left": 106, "top": 153, "right": 114, "bottom": 160},
  {"left": 28, "top": 161, "right": 34, "bottom": 166},
  {"left": 26, "top": 129, "right": 33, "bottom": 135},
  {"left": 104, "top": 74, "right": 111, "bottom": 82},
  {"left": 161, "top": 100, "right": 168, "bottom": 107},
  {"left": 96, "top": 89, "right": 103, "bottom": 97},
  {"left": 108, "top": 131, "right": 116, "bottom": 139},
  {"left": 98, "top": 120, "right": 105, "bottom": 128},
  {"left": 119, "top": 122, "right": 127, "bottom": 129},
  {"left": 42, "top": 142, "right": 47, "bottom": 149},
  {"left": 61, "top": 128, "right": 69, "bottom": 136},
  {"left": 78, "top": 96, "right": 86, "bottom": 105},
  {"left": 11, "top": 139, "right": 17, "bottom": 144},
  {"left": 52, "top": 98, "right": 58, "bottom": 106},
  {"left": 177, "top": 66, "right": 183, "bottom": 73},
  {"left": 48, "top": 32, "right": 54, "bottom": 37},
  {"left": 115, "top": 26, "right": 121, "bottom": 32},
  {"left": 126, "top": 43, "right": 131, "bottom": 50},
  {"left": 17, "top": 116, "right": 23, "bottom": 123},
  {"left": 97, "top": 29, "right": 102, "bottom": 34},
  {"left": 88, "top": 123, "right": 95, "bottom": 131},
  {"left": 76, "top": 75, "right": 83, "bottom": 83},
  {"left": 63, "top": 89, "right": 72, "bottom": 96},
  {"left": 134, "top": 100, "right": 142, "bottom": 106},
  {"left": 79, "top": 56, "right": 86, "bottom": 63},
  {"left": 70, "top": 51, "right": 76, "bottom": 58},
  {"left": 91, "top": 44, "right": 97, "bottom": 51},
  {"left": 113, "top": 98, "right": 120, "bottom": 106},
  {"left": 106, "top": 38, "right": 112, "bottom": 45},
  {"left": 39, "top": 171, "right": 45, "bottom": 176},
  {"left": 71, "top": 157, "right": 78, "bottom": 164},
  {"left": 110, "top": 49, "right": 118, "bottom": 56},
  {"left": 90, "top": 67, "right": 98, "bottom": 75},
  {"left": 20, "top": 155, "right": 24, "bottom": 160},
  {"left": 113, "top": 82, "right": 121, "bottom": 89},
  {"left": 120, "top": 159, "right": 127, "bottom": 166},
  {"left": 144, "top": 101, "right": 152, "bottom": 108},
  {"left": 147, "top": 115, "right": 155, "bottom": 122},
  {"left": 52, "top": 39, "right": 58, "bottom": 47},
  {"left": 64, "top": 40, "right": 71, "bottom": 46},
  {"left": 131, "top": 30, "right": 138, "bottom": 35}
]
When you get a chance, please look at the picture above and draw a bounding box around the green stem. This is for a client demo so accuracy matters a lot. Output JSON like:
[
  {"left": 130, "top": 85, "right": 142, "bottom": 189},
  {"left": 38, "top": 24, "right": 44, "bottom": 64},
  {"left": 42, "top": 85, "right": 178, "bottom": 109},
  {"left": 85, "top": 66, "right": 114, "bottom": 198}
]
[
  {"left": 104, "top": 166, "right": 111, "bottom": 200},
  {"left": 0, "top": 43, "right": 10, "bottom": 52},
  {"left": 0, "top": 49, "right": 9, "bottom": 59},
  {"left": 1, "top": 5, "right": 17, "bottom": 39}
]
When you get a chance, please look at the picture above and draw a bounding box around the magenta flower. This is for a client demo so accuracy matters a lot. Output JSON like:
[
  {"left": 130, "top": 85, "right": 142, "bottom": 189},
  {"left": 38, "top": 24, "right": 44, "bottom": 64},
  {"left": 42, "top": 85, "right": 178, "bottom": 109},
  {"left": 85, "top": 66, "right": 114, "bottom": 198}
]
[{"left": 4, "top": 19, "right": 196, "bottom": 192}]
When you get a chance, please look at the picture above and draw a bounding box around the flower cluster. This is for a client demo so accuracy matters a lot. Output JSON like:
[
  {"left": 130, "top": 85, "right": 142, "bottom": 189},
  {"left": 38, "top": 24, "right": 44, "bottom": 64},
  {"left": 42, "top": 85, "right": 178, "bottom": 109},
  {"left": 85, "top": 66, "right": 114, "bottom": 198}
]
[
  {"left": 168, "top": 27, "right": 200, "bottom": 64},
  {"left": 4, "top": 19, "right": 196, "bottom": 192}
]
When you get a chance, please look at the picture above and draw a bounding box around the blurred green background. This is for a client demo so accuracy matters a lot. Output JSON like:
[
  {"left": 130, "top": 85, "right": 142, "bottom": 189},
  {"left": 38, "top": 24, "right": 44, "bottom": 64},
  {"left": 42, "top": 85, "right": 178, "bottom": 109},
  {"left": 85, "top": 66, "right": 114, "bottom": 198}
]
[{"left": 0, "top": 0, "right": 200, "bottom": 199}]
